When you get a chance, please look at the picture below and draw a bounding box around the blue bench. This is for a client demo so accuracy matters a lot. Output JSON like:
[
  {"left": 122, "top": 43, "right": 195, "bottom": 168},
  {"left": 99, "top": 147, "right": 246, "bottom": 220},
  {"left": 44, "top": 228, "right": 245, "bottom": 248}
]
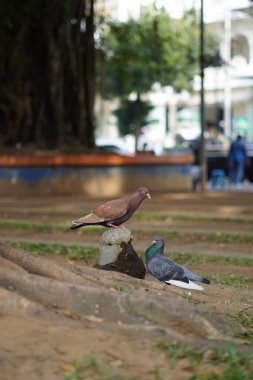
[{"left": 211, "top": 169, "right": 225, "bottom": 188}]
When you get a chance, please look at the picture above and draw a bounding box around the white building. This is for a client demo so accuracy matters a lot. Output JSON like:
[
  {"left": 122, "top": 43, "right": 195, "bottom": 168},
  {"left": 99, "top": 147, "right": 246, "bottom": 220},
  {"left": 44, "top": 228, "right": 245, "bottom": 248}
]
[
  {"left": 96, "top": 0, "right": 253, "bottom": 151},
  {"left": 196, "top": 1, "right": 253, "bottom": 142},
  {"left": 163, "top": 0, "right": 253, "bottom": 146}
]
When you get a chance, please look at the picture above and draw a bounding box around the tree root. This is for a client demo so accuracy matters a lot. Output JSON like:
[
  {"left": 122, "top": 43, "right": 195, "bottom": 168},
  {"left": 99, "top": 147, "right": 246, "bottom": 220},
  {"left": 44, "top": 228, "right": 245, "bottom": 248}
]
[{"left": 0, "top": 242, "right": 244, "bottom": 345}]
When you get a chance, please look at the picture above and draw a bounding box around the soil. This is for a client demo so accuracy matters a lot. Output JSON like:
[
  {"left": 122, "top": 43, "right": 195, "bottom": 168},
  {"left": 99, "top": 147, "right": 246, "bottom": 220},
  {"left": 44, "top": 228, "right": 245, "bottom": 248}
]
[{"left": 0, "top": 191, "right": 253, "bottom": 380}]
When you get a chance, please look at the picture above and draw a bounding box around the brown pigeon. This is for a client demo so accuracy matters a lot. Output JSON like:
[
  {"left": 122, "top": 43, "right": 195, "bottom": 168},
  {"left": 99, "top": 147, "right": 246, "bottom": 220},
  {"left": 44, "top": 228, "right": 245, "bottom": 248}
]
[{"left": 70, "top": 187, "right": 151, "bottom": 229}]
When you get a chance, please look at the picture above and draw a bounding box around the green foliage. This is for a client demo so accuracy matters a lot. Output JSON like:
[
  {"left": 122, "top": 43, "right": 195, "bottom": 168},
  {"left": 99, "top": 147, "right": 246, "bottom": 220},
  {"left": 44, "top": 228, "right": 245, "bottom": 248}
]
[
  {"left": 188, "top": 346, "right": 253, "bottom": 380},
  {"left": 134, "top": 211, "right": 253, "bottom": 225},
  {"left": 208, "top": 274, "right": 249, "bottom": 288},
  {"left": 112, "top": 282, "right": 124, "bottom": 292},
  {"left": 114, "top": 97, "right": 153, "bottom": 137},
  {"left": 138, "top": 228, "right": 253, "bottom": 245},
  {"left": 169, "top": 252, "right": 253, "bottom": 266},
  {"left": 0, "top": 219, "right": 54, "bottom": 231},
  {"left": 63, "top": 352, "right": 136, "bottom": 380},
  {"left": 0, "top": 219, "right": 104, "bottom": 233},
  {"left": 100, "top": 5, "right": 219, "bottom": 143},
  {"left": 157, "top": 341, "right": 202, "bottom": 367},
  {"left": 170, "top": 214, "right": 253, "bottom": 224},
  {"left": 8, "top": 241, "right": 99, "bottom": 260},
  {"left": 132, "top": 212, "right": 169, "bottom": 221},
  {"left": 229, "top": 310, "right": 253, "bottom": 330},
  {"left": 102, "top": 7, "right": 200, "bottom": 98},
  {"left": 157, "top": 342, "right": 253, "bottom": 380},
  {"left": 209, "top": 232, "right": 253, "bottom": 244}
]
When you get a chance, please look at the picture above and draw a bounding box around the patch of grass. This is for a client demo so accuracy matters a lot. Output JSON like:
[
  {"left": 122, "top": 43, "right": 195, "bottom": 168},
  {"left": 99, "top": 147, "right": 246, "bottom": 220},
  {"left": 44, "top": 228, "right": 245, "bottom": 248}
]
[
  {"left": 0, "top": 219, "right": 55, "bottom": 231},
  {"left": 119, "top": 250, "right": 253, "bottom": 269},
  {"left": 228, "top": 309, "right": 253, "bottom": 344},
  {"left": 63, "top": 352, "right": 136, "bottom": 380},
  {"left": 209, "top": 232, "right": 253, "bottom": 244},
  {"left": 208, "top": 274, "right": 249, "bottom": 288},
  {"left": 153, "top": 230, "right": 180, "bottom": 239},
  {"left": 134, "top": 212, "right": 253, "bottom": 224},
  {"left": 157, "top": 342, "right": 253, "bottom": 380},
  {"left": 2, "top": 217, "right": 253, "bottom": 245},
  {"left": 133, "top": 212, "right": 169, "bottom": 222},
  {"left": 171, "top": 214, "right": 253, "bottom": 224},
  {"left": 156, "top": 341, "right": 202, "bottom": 368},
  {"left": 0, "top": 219, "right": 105, "bottom": 233},
  {"left": 136, "top": 228, "right": 253, "bottom": 245},
  {"left": 169, "top": 252, "right": 253, "bottom": 266},
  {"left": 188, "top": 346, "right": 253, "bottom": 380},
  {"left": 7, "top": 241, "right": 99, "bottom": 260},
  {"left": 24, "top": 209, "right": 78, "bottom": 217},
  {"left": 112, "top": 282, "right": 124, "bottom": 292},
  {"left": 229, "top": 309, "right": 253, "bottom": 329}
]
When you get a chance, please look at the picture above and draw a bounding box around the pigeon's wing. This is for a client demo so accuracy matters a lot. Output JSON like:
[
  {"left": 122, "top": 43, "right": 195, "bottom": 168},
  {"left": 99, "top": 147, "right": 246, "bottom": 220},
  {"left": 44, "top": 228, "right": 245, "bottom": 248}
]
[
  {"left": 147, "top": 256, "right": 189, "bottom": 283},
  {"left": 92, "top": 198, "right": 129, "bottom": 221},
  {"left": 72, "top": 212, "right": 105, "bottom": 225}
]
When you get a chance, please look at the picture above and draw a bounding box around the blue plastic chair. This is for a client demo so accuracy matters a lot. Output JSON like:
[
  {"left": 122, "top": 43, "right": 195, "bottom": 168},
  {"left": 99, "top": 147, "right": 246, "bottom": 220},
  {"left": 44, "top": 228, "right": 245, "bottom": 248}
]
[{"left": 211, "top": 169, "right": 225, "bottom": 188}]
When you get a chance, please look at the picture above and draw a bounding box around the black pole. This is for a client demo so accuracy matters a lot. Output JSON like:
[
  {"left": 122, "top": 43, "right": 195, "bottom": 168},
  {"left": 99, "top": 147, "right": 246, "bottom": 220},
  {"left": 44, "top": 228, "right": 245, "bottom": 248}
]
[{"left": 200, "top": 0, "right": 206, "bottom": 191}]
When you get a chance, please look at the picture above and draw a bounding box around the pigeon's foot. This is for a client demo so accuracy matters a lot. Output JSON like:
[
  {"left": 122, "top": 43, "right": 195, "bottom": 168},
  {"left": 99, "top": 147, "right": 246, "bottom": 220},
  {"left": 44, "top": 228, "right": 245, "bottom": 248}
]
[{"left": 108, "top": 223, "right": 120, "bottom": 228}]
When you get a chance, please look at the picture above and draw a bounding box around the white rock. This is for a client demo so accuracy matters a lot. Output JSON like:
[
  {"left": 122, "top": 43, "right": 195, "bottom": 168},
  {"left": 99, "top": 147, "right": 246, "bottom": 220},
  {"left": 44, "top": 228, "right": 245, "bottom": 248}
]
[{"left": 98, "top": 227, "right": 132, "bottom": 266}]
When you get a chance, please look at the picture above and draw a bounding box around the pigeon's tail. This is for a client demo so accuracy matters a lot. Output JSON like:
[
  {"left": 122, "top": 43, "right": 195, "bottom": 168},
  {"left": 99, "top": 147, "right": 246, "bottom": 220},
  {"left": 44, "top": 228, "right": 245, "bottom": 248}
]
[
  {"left": 166, "top": 279, "right": 204, "bottom": 291},
  {"left": 199, "top": 277, "right": 210, "bottom": 284},
  {"left": 182, "top": 268, "right": 210, "bottom": 284},
  {"left": 190, "top": 275, "right": 210, "bottom": 284},
  {"left": 70, "top": 221, "right": 88, "bottom": 230}
]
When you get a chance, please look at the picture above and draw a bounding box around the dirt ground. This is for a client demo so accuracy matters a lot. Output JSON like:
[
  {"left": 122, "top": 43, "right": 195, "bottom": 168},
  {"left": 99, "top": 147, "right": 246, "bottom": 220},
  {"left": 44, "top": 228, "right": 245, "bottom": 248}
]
[{"left": 0, "top": 191, "right": 253, "bottom": 380}]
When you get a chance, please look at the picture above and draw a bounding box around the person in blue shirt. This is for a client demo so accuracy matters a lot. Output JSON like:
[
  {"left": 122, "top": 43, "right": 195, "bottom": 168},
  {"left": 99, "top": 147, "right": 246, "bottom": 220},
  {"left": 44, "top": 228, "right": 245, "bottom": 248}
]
[{"left": 228, "top": 134, "right": 248, "bottom": 185}]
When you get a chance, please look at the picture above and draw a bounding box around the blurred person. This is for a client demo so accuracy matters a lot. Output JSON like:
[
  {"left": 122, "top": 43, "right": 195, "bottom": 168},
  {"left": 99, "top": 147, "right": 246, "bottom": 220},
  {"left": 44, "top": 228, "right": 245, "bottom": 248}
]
[{"left": 228, "top": 134, "right": 248, "bottom": 186}]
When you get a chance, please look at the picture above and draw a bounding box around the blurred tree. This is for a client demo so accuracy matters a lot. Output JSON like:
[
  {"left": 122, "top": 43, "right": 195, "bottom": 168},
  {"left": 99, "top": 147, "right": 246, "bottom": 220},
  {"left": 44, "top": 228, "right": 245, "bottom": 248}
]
[
  {"left": 0, "top": 0, "right": 95, "bottom": 150},
  {"left": 113, "top": 97, "right": 153, "bottom": 151},
  {"left": 100, "top": 6, "right": 219, "bottom": 150}
]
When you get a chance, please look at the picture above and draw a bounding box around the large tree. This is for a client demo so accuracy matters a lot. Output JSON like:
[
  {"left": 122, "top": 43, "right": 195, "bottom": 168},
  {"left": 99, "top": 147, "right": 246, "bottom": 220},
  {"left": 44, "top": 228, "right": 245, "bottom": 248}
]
[
  {"left": 0, "top": 0, "right": 95, "bottom": 150},
  {"left": 101, "top": 6, "right": 218, "bottom": 150}
]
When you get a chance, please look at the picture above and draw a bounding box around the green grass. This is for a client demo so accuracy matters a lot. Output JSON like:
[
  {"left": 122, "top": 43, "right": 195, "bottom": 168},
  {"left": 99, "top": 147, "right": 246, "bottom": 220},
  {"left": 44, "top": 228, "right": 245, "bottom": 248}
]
[
  {"left": 139, "top": 250, "right": 253, "bottom": 266},
  {"left": 63, "top": 352, "right": 136, "bottom": 380},
  {"left": 6, "top": 239, "right": 253, "bottom": 268},
  {"left": 136, "top": 227, "right": 253, "bottom": 244},
  {"left": 132, "top": 213, "right": 169, "bottom": 222},
  {"left": 4, "top": 211, "right": 253, "bottom": 224},
  {"left": 0, "top": 219, "right": 105, "bottom": 232},
  {"left": 208, "top": 274, "right": 250, "bottom": 288},
  {"left": 157, "top": 341, "right": 202, "bottom": 368},
  {"left": 170, "top": 214, "right": 253, "bottom": 224},
  {"left": 133, "top": 212, "right": 253, "bottom": 224},
  {"left": 157, "top": 342, "right": 253, "bottom": 380},
  {"left": 112, "top": 282, "right": 124, "bottom": 292},
  {"left": 169, "top": 252, "right": 253, "bottom": 266},
  {"left": 2, "top": 217, "right": 253, "bottom": 244},
  {"left": 229, "top": 310, "right": 253, "bottom": 330},
  {"left": 64, "top": 347, "right": 253, "bottom": 380},
  {"left": 207, "top": 232, "right": 253, "bottom": 244},
  {"left": 0, "top": 219, "right": 56, "bottom": 231},
  {"left": 8, "top": 241, "right": 99, "bottom": 260}
]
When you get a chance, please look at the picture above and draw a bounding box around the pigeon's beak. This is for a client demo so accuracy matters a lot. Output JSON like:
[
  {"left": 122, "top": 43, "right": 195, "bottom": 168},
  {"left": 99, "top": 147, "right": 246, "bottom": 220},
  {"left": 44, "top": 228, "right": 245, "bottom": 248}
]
[
  {"left": 147, "top": 193, "right": 151, "bottom": 199},
  {"left": 152, "top": 239, "right": 156, "bottom": 245}
]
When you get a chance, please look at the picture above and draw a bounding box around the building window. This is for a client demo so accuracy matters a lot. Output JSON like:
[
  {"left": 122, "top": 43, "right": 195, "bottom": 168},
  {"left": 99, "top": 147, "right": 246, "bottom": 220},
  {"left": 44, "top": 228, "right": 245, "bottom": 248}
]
[{"left": 231, "top": 35, "right": 250, "bottom": 65}]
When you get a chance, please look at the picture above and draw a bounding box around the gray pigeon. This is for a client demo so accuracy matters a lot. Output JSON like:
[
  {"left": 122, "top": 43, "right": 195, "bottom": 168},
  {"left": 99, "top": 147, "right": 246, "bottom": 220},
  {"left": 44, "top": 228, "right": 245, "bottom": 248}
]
[
  {"left": 71, "top": 187, "right": 151, "bottom": 229},
  {"left": 145, "top": 236, "right": 210, "bottom": 291}
]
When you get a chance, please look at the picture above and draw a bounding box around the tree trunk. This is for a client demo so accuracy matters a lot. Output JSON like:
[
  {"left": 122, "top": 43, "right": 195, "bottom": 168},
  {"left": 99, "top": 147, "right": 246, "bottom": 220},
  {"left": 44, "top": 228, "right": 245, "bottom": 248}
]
[
  {"left": 0, "top": 0, "right": 96, "bottom": 150},
  {"left": 134, "top": 93, "right": 142, "bottom": 152}
]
